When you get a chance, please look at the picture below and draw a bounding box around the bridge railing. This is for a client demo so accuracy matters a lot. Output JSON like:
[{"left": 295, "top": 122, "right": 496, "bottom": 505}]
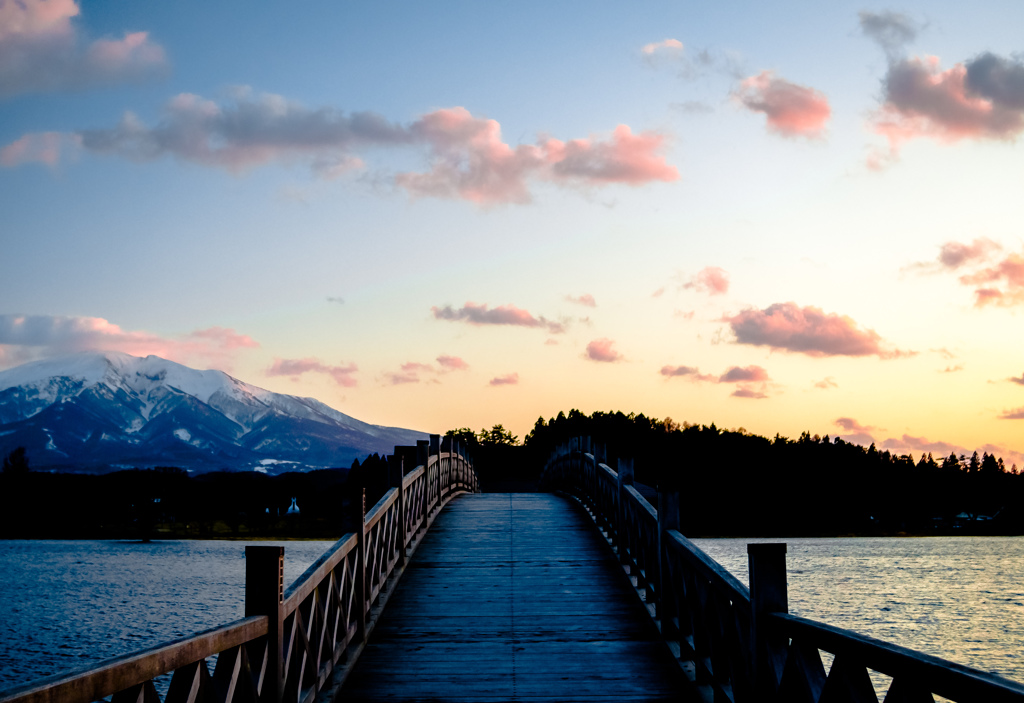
[
  {"left": 0, "top": 434, "right": 478, "bottom": 703},
  {"left": 542, "top": 439, "right": 1024, "bottom": 703}
]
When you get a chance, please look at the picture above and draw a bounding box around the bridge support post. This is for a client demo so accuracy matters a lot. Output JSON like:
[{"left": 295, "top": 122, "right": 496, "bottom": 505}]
[
  {"left": 616, "top": 457, "right": 634, "bottom": 566},
  {"left": 748, "top": 543, "right": 789, "bottom": 699},
  {"left": 657, "top": 489, "right": 680, "bottom": 619},
  {"left": 389, "top": 455, "right": 407, "bottom": 566},
  {"left": 245, "top": 546, "right": 283, "bottom": 703}
]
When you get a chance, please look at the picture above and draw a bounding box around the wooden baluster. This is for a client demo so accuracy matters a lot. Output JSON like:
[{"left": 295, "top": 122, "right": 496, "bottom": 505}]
[
  {"left": 883, "top": 676, "right": 935, "bottom": 703},
  {"left": 166, "top": 659, "right": 211, "bottom": 703},
  {"left": 389, "top": 454, "right": 407, "bottom": 566},
  {"left": 820, "top": 654, "right": 879, "bottom": 703},
  {"left": 245, "top": 546, "right": 283, "bottom": 703},
  {"left": 617, "top": 458, "right": 634, "bottom": 567},
  {"left": 111, "top": 681, "right": 160, "bottom": 703},
  {"left": 749, "top": 543, "right": 789, "bottom": 700}
]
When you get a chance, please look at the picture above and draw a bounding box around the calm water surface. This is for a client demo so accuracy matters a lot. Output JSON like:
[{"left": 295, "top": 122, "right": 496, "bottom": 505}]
[{"left": 1, "top": 536, "right": 1022, "bottom": 693}]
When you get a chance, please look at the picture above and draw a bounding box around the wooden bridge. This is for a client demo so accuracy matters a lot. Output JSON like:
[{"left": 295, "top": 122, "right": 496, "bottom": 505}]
[{"left": 3, "top": 435, "right": 1024, "bottom": 703}]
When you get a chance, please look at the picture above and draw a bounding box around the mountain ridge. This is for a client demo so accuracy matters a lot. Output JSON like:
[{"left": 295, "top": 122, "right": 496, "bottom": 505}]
[{"left": 0, "top": 351, "right": 426, "bottom": 473}]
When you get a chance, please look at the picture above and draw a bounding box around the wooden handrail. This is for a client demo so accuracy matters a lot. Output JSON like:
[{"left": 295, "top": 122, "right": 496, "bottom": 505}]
[
  {"left": 0, "top": 617, "right": 267, "bottom": 703},
  {"left": 663, "top": 530, "right": 750, "bottom": 609},
  {"left": 364, "top": 487, "right": 398, "bottom": 530},
  {"left": 282, "top": 533, "right": 358, "bottom": 613}
]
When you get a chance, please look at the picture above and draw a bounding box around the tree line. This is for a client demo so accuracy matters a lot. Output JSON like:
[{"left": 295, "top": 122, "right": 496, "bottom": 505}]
[{"left": 523, "top": 409, "right": 1024, "bottom": 536}]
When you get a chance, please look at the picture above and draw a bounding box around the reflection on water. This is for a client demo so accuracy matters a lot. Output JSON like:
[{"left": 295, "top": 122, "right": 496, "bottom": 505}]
[
  {"left": 0, "top": 540, "right": 335, "bottom": 692},
  {"left": 692, "top": 536, "right": 1024, "bottom": 684},
  {"left": 0, "top": 536, "right": 1022, "bottom": 694}
]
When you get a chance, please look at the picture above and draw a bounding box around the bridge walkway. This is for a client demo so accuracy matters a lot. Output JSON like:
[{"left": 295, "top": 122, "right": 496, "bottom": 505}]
[{"left": 338, "top": 493, "right": 688, "bottom": 702}]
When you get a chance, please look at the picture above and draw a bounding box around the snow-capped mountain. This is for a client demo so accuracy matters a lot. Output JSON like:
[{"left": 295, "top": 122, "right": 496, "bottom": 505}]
[{"left": 0, "top": 351, "right": 427, "bottom": 472}]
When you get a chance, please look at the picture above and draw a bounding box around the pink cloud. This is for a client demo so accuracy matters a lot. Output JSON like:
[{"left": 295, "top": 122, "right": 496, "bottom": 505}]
[
  {"left": 869, "top": 53, "right": 1024, "bottom": 166},
  {"left": 938, "top": 238, "right": 1002, "bottom": 269},
  {"left": 882, "top": 434, "right": 963, "bottom": 458},
  {"left": 401, "top": 362, "right": 434, "bottom": 373},
  {"left": 1008, "top": 373, "right": 1024, "bottom": 386},
  {"left": 959, "top": 251, "right": 1024, "bottom": 307},
  {"left": 266, "top": 357, "right": 357, "bottom": 387},
  {"left": 0, "top": 314, "right": 258, "bottom": 371},
  {"left": 838, "top": 432, "right": 877, "bottom": 447},
  {"left": 586, "top": 338, "right": 623, "bottom": 363},
  {"left": 436, "top": 355, "right": 469, "bottom": 371},
  {"left": 941, "top": 364, "right": 964, "bottom": 373},
  {"left": 910, "top": 239, "right": 1024, "bottom": 307},
  {"left": 659, "top": 365, "right": 714, "bottom": 382},
  {"left": 814, "top": 377, "right": 838, "bottom": 390},
  {"left": 683, "top": 266, "right": 730, "bottom": 296},
  {"left": 734, "top": 71, "right": 831, "bottom": 138},
  {"left": 489, "top": 373, "right": 519, "bottom": 386},
  {"left": 719, "top": 365, "right": 769, "bottom": 383},
  {"left": 1000, "top": 407, "right": 1024, "bottom": 420},
  {"left": 544, "top": 125, "right": 679, "bottom": 186},
  {"left": 397, "top": 109, "right": 678, "bottom": 204},
  {"left": 836, "top": 417, "right": 876, "bottom": 433},
  {"left": 0, "top": 0, "right": 167, "bottom": 98},
  {"left": 651, "top": 287, "right": 665, "bottom": 298},
  {"left": 726, "top": 302, "right": 908, "bottom": 358},
  {"left": 432, "top": 302, "right": 564, "bottom": 333},
  {"left": 0, "top": 132, "right": 78, "bottom": 168},
  {"left": 641, "top": 38, "right": 684, "bottom": 57},
  {"left": 731, "top": 387, "right": 768, "bottom": 399},
  {"left": 566, "top": 293, "right": 596, "bottom": 308}
]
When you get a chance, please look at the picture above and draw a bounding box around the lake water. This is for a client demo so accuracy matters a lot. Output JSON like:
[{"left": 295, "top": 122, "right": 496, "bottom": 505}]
[{"left": 0, "top": 536, "right": 1022, "bottom": 695}]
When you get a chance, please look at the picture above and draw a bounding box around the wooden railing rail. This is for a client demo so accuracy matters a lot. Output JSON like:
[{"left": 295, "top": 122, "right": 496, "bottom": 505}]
[
  {"left": 0, "top": 617, "right": 269, "bottom": 703},
  {"left": 0, "top": 434, "right": 478, "bottom": 703},
  {"left": 541, "top": 439, "right": 1024, "bottom": 703}
]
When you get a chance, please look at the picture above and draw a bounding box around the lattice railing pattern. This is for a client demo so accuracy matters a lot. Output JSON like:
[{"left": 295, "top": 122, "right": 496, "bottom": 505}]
[{"left": 280, "top": 534, "right": 360, "bottom": 703}]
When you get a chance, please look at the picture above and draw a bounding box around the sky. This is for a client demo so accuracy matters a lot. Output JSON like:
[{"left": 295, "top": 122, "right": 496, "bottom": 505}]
[{"left": 3, "top": 0, "right": 1024, "bottom": 466}]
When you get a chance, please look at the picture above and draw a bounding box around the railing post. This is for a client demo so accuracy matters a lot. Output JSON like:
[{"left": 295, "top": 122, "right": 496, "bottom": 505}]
[
  {"left": 749, "top": 543, "right": 789, "bottom": 698},
  {"left": 656, "top": 488, "right": 680, "bottom": 616},
  {"left": 417, "top": 439, "right": 431, "bottom": 503},
  {"left": 616, "top": 457, "right": 633, "bottom": 565},
  {"left": 429, "top": 433, "right": 441, "bottom": 489},
  {"left": 389, "top": 455, "right": 407, "bottom": 566},
  {"left": 356, "top": 488, "right": 368, "bottom": 643},
  {"left": 245, "top": 546, "right": 283, "bottom": 703}
]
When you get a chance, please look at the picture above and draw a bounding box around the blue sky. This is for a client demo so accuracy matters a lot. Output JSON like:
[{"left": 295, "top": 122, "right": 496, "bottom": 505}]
[{"left": 3, "top": 0, "right": 1024, "bottom": 466}]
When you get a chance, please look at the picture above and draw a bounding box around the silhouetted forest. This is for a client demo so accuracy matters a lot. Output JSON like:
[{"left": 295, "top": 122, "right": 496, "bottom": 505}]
[
  {"left": 0, "top": 451, "right": 400, "bottom": 539},
  {"left": 523, "top": 409, "right": 1024, "bottom": 536}
]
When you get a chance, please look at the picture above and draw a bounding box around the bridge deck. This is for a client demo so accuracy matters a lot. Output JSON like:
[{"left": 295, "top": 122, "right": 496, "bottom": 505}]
[{"left": 339, "top": 493, "right": 688, "bottom": 702}]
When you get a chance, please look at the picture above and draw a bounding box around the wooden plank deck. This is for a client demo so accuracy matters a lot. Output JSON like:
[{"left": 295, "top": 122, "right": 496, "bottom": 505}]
[{"left": 338, "top": 493, "right": 689, "bottom": 702}]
